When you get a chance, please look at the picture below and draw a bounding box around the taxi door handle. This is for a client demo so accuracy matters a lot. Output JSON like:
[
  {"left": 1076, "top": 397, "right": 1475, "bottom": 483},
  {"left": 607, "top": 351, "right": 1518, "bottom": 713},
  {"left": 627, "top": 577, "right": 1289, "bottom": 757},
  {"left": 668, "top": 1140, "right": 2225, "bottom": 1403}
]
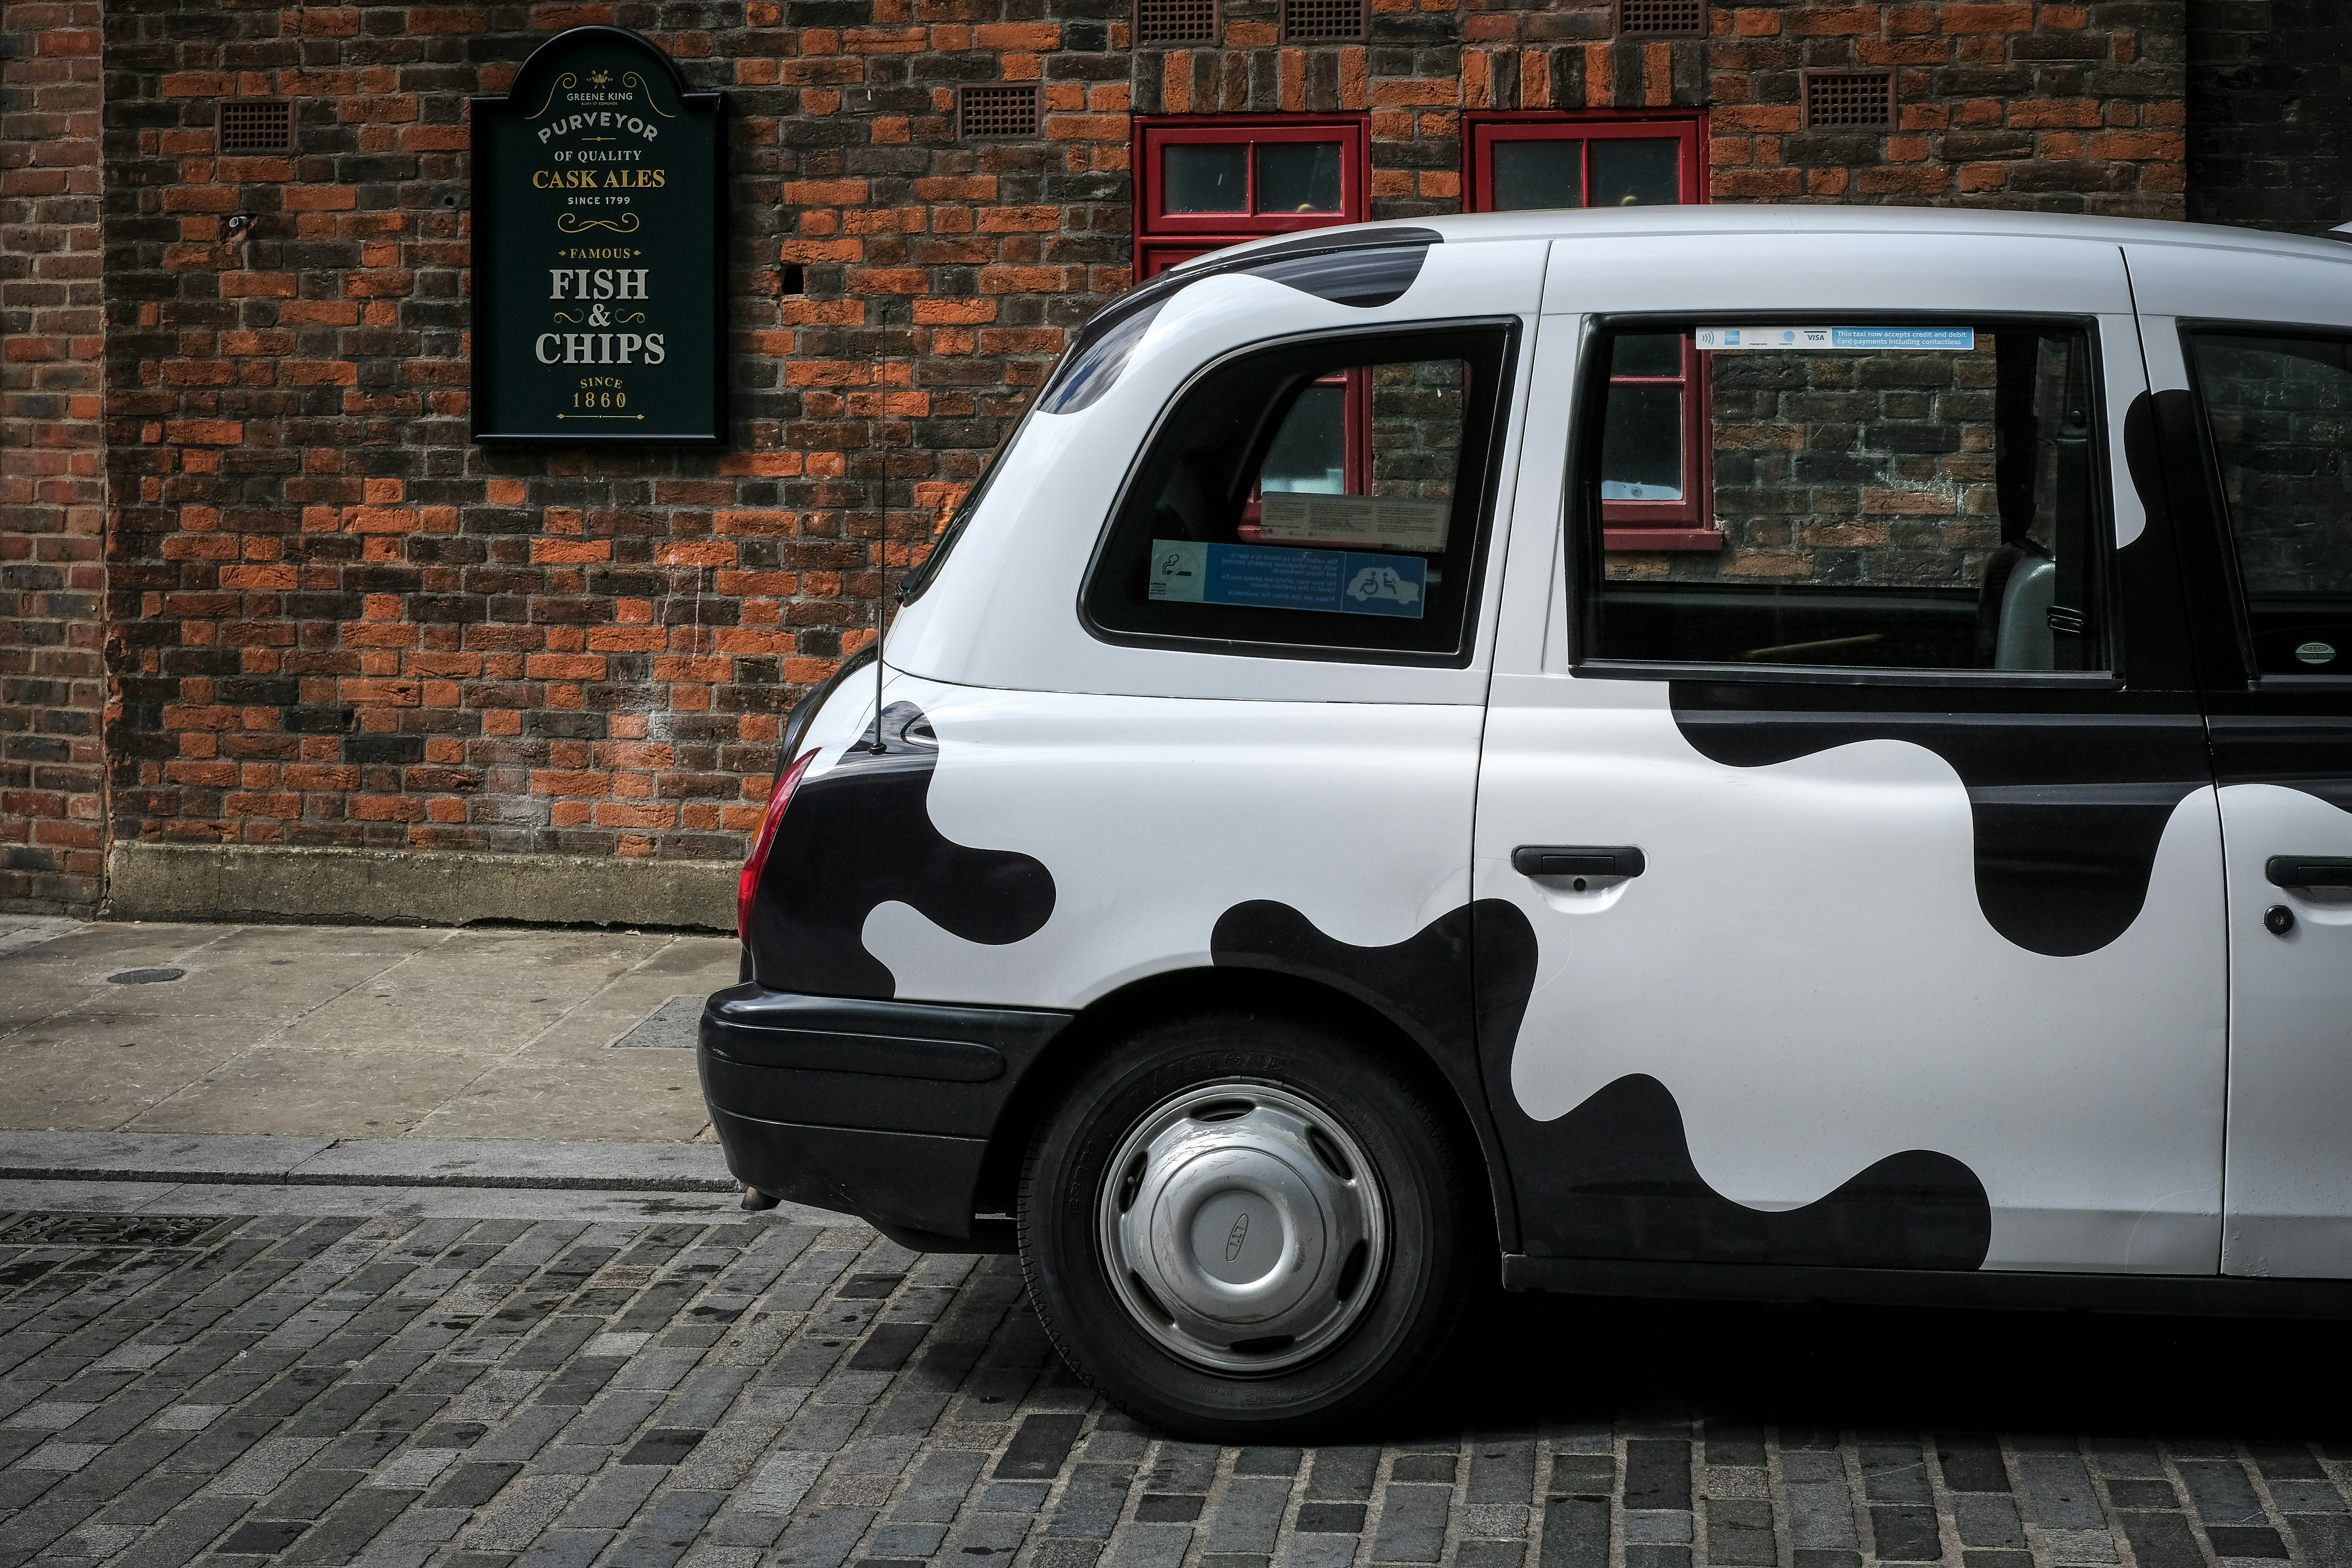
[
  {"left": 2266, "top": 856, "right": 2352, "bottom": 890},
  {"left": 1512, "top": 845, "right": 1646, "bottom": 879}
]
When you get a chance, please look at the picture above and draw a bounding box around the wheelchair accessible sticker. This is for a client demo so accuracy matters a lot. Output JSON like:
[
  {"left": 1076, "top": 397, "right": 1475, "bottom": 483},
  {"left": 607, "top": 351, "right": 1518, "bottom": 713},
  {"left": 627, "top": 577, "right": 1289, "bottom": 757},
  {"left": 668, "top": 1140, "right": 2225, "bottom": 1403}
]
[
  {"left": 1148, "top": 540, "right": 1426, "bottom": 619},
  {"left": 1695, "top": 326, "right": 1978, "bottom": 352}
]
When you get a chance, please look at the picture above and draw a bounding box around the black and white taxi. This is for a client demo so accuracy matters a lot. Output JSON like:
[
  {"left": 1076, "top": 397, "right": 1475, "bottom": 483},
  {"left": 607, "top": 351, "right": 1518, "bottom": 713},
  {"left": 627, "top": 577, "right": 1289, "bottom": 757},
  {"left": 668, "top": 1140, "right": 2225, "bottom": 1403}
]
[{"left": 703, "top": 206, "right": 2352, "bottom": 1438}]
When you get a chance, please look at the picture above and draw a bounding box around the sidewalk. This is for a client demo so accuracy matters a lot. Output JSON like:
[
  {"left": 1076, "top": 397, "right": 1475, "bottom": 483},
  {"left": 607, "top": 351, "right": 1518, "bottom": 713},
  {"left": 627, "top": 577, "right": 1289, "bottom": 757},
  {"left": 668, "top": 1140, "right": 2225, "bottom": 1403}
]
[
  {"left": 0, "top": 915, "right": 842, "bottom": 1221},
  {"left": 0, "top": 916, "right": 735, "bottom": 1141}
]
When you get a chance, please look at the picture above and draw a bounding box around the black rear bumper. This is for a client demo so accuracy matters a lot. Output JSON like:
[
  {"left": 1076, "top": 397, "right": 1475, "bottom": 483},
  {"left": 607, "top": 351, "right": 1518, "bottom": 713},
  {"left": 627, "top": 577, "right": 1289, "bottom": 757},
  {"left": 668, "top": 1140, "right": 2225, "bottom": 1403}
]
[{"left": 697, "top": 983, "right": 1072, "bottom": 1250}]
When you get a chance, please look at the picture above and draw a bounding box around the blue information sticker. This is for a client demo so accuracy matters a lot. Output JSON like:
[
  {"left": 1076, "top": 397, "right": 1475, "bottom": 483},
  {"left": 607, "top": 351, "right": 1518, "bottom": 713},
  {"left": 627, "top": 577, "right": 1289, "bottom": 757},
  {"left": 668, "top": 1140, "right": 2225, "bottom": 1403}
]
[
  {"left": 1696, "top": 325, "right": 1978, "bottom": 353},
  {"left": 1146, "top": 541, "right": 1426, "bottom": 619},
  {"left": 1827, "top": 327, "right": 1978, "bottom": 351}
]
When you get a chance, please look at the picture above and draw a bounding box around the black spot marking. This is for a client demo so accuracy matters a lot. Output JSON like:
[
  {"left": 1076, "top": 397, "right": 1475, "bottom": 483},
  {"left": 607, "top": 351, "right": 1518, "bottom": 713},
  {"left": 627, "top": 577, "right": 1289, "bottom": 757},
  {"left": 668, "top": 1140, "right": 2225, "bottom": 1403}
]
[
  {"left": 1036, "top": 228, "right": 1443, "bottom": 414},
  {"left": 2207, "top": 719, "right": 2352, "bottom": 816},
  {"left": 1506, "top": 1073, "right": 1991, "bottom": 1270},
  {"left": 1212, "top": 899, "right": 1481, "bottom": 1059},
  {"left": 1668, "top": 689, "right": 2207, "bottom": 957},
  {"left": 1243, "top": 244, "right": 1427, "bottom": 308},
  {"left": 1213, "top": 897, "right": 1991, "bottom": 1270},
  {"left": 748, "top": 701, "right": 1054, "bottom": 999}
]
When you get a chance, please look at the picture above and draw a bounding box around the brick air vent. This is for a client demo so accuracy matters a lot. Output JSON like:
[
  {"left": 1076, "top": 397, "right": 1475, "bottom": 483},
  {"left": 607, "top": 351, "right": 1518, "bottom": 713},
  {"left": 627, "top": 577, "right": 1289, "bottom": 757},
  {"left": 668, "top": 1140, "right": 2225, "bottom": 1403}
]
[
  {"left": 1137, "top": 0, "right": 1218, "bottom": 45},
  {"left": 959, "top": 84, "right": 1040, "bottom": 140},
  {"left": 1283, "top": 0, "right": 1366, "bottom": 42},
  {"left": 1617, "top": 0, "right": 1702, "bottom": 36},
  {"left": 1804, "top": 70, "right": 1895, "bottom": 131},
  {"left": 218, "top": 98, "right": 294, "bottom": 154}
]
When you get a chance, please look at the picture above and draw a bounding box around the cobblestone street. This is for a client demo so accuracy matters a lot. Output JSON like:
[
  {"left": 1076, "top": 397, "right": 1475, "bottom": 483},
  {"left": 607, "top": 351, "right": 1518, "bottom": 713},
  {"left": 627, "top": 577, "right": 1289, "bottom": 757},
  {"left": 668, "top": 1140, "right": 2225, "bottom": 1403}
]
[{"left": 1, "top": 1204, "right": 2347, "bottom": 1568}]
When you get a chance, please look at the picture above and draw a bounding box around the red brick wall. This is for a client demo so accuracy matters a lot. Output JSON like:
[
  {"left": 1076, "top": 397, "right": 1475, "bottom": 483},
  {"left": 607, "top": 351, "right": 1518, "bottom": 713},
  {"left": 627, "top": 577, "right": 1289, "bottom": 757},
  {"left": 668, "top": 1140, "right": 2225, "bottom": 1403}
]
[
  {"left": 83, "top": 1, "right": 2187, "bottom": 896},
  {"left": 2189, "top": 0, "right": 2351, "bottom": 233},
  {"left": 2, "top": 0, "right": 108, "bottom": 913},
  {"left": 100, "top": 2, "right": 967, "bottom": 865},
  {"left": 1710, "top": 2, "right": 2187, "bottom": 214}
]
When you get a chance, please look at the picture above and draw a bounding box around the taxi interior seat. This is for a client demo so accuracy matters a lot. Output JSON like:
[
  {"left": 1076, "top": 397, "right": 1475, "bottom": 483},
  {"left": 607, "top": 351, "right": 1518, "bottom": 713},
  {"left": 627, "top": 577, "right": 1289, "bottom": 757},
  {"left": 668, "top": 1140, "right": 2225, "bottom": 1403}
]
[{"left": 1978, "top": 542, "right": 2056, "bottom": 670}]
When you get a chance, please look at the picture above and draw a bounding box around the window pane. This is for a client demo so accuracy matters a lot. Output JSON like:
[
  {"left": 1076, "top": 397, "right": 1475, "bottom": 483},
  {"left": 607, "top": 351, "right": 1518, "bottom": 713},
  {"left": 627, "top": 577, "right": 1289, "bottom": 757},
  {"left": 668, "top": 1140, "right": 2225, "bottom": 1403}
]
[
  {"left": 1490, "top": 140, "right": 1583, "bottom": 211},
  {"left": 1611, "top": 333, "right": 1682, "bottom": 379},
  {"left": 1590, "top": 138, "right": 1681, "bottom": 207},
  {"left": 1586, "top": 324, "right": 2109, "bottom": 672},
  {"left": 1601, "top": 383, "right": 1684, "bottom": 499},
  {"left": 1257, "top": 142, "right": 1343, "bottom": 214},
  {"left": 2190, "top": 332, "right": 2352, "bottom": 675},
  {"left": 1259, "top": 383, "right": 1348, "bottom": 493},
  {"left": 1163, "top": 143, "right": 1247, "bottom": 213},
  {"left": 1085, "top": 328, "right": 1513, "bottom": 659}
]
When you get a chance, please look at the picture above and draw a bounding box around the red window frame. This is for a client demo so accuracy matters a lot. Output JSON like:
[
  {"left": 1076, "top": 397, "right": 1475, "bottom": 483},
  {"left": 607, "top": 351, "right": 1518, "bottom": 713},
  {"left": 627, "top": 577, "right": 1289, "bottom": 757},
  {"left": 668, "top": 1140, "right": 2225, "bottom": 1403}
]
[
  {"left": 1134, "top": 116, "right": 1376, "bottom": 529},
  {"left": 1133, "top": 115, "right": 1370, "bottom": 281},
  {"left": 1463, "top": 111, "right": 1717, "bottom": 551}
]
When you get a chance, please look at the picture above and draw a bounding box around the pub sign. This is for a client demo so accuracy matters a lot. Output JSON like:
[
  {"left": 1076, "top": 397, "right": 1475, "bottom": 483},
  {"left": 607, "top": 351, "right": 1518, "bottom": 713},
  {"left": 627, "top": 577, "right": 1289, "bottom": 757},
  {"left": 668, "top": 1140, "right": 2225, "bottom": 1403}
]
[{"left": 470, "top": 27, "right": 726, "bottom": 444}]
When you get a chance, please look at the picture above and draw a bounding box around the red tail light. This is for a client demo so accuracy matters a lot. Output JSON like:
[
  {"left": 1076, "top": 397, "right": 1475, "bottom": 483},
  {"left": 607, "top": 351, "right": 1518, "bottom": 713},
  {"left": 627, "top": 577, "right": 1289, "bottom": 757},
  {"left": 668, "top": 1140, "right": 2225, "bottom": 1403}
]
[{"left": 738, "top": 748, "right": 818, "bottom": 939}]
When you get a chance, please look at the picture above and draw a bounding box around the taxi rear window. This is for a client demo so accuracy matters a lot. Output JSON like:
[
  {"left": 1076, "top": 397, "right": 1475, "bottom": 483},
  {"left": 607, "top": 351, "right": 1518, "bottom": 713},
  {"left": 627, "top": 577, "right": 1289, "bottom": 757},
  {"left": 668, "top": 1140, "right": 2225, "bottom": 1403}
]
[{"left": 1082, "top": 323, "right": 1518, "bottom": 663}]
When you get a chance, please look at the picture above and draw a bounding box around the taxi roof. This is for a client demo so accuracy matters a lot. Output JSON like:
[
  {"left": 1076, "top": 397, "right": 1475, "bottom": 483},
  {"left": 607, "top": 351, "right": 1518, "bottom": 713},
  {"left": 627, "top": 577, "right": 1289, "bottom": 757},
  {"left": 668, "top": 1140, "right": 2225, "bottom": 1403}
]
[{"left": 1178, "top": 203, "right": 2352, "bottom": 270}]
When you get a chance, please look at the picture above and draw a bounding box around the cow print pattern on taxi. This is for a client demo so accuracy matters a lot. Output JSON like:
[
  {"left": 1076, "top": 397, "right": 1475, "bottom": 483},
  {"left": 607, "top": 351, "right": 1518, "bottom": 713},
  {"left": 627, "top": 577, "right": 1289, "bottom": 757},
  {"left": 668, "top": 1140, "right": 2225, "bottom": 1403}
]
[
  {"left": 1211, "top": 897, "right": 1993, "bottom": 1270},
  {"left": 1668, "top": 686, "right": 2209, "bottom": 957},
  {"left": 746, "top": 702, "right": 1056, "bottom": 1000}
]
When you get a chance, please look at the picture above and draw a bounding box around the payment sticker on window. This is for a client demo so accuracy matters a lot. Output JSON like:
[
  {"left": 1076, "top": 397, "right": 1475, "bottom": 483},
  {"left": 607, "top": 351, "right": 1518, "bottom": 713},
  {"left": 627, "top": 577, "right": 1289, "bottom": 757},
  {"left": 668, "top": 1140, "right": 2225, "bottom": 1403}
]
[
  {"left": 1148, "top": 540, "right": 1426, "bottom": 619},
  {"left": 1695, "top": 326, "right": 1978, "bottom": 352}
]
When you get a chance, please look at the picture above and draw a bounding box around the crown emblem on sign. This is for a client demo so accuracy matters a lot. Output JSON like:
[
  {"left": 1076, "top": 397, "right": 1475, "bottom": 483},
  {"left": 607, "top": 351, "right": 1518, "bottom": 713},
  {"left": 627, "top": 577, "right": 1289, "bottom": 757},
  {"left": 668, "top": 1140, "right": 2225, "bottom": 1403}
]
[{"left": 590, "top": 69, "right": 612, "bottom": 85}]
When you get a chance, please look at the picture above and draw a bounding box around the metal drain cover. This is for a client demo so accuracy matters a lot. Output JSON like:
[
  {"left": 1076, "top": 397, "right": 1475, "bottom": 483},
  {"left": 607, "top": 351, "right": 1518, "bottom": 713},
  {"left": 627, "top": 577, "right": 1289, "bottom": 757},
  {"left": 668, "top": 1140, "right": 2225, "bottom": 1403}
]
[
  {"left": 106, "top": 968, "right": 185, "bottom": 985},
  {"left": 0, "top": 1213, "right": 223, "bottom": 1248}
]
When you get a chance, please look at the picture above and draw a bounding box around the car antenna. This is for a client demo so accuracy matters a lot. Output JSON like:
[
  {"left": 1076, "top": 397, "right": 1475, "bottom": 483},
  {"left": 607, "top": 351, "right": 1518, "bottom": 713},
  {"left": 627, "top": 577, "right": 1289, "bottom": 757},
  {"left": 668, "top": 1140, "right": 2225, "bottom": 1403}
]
[{"left": 863, "top": 495, "right": 889, "bottom": 754}]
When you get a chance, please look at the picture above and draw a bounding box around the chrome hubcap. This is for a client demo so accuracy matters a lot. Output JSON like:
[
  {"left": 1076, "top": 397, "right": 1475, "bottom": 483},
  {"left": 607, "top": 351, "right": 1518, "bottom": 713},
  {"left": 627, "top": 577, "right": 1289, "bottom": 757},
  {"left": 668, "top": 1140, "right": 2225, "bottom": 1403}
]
[{"left": 1096, "top": 1081, "right": 1387, "bottom": 1374}]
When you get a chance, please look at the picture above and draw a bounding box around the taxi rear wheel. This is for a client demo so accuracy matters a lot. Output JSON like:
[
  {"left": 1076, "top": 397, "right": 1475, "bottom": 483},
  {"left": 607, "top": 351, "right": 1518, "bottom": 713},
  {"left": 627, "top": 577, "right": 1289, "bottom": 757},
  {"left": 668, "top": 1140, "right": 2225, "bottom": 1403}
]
[{"left": 1017, "top": 1009, "right": 1481, "bottom": 1441}]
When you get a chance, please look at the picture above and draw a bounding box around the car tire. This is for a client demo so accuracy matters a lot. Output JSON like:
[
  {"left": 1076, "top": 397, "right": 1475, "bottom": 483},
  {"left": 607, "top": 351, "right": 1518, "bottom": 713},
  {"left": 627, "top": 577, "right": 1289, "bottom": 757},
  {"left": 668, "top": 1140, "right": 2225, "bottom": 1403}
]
[{"left": 1017, "top": 1008, "right": 1484, "bottom": 1441}]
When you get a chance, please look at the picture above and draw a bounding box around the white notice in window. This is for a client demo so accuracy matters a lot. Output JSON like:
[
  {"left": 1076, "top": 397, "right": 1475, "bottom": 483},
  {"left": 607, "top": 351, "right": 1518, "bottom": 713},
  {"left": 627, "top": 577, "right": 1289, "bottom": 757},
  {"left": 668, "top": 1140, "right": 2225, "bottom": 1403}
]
[{"left": 1256, "top": 493, "right": 1451, "bottom": 552}]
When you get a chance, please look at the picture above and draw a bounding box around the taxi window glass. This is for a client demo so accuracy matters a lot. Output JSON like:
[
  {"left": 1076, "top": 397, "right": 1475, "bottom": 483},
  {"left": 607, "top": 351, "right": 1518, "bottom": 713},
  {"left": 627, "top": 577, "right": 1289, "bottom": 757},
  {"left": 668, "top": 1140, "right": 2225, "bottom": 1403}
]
[
  {"left": 1580, "top": 321, "right": 2111, "bottom": 673},
  {"left": 1084, "top": 324, "right": 1515, "bottom": 661},
  {"left": 2187, "top": 329, "right": 2352, "bottom": 677}
]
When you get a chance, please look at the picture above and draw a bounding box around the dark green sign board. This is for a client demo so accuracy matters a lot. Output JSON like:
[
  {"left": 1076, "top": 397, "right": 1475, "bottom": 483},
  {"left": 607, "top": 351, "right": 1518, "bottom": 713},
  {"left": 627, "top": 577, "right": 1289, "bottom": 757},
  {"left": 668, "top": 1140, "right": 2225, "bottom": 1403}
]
[{"left": 471, "top": 27, "right": 725, "bottom": 445}]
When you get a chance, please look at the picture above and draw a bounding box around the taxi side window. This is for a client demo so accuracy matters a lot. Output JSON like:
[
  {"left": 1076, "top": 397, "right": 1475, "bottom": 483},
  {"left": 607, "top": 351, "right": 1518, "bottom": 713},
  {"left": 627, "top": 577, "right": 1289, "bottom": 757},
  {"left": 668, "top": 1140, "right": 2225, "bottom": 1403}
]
[
  {"left": 1083, "top": 323, "right": 1516, "bottom": 662},
  {"left": 1577, "top": 321, "right": 2113, "bottom": 675},
  {"left": 2186, "top": 329, "right": 2352, "bottom": 677}
]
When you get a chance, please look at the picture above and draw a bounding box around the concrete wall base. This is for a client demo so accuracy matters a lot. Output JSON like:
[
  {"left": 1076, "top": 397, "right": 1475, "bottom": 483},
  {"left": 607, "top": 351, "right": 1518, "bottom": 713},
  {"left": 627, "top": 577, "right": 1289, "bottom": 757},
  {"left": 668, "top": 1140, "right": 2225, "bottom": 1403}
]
[{"left": 105, "top": 841, "right": 737, "bottom": 932}]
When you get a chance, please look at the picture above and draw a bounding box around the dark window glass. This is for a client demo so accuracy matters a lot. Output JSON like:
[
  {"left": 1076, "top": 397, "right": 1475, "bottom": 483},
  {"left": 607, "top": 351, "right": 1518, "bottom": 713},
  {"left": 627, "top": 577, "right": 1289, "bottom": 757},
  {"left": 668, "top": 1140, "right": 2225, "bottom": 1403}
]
[
  {"left": 1490, "top": 140, "right": 1583, "bottom": 211},
  {"left": 2189, "top": 330, "right": 2352, "bottom": 676},
  {"left": 1164, "top": 143, "right": 1247, "bottom": 212},
  {"left": 1085, "top": 325, "right": 1517, "bottom": 661},
  {"left": 1582, "top": 322, "right": 2110, "bottom": 672},
  {"left": 1601, "top": 383, "right": 1684, "bottom": 499},
  {"left": 1610, "top": 333, "right": 1682, "bottom": 378},
  {"left": 1590, "top": 138, "right": 1680, "bottom": 207},
  {"left": 1258, "top": 142, "right": 1342, "bottom": 214}
]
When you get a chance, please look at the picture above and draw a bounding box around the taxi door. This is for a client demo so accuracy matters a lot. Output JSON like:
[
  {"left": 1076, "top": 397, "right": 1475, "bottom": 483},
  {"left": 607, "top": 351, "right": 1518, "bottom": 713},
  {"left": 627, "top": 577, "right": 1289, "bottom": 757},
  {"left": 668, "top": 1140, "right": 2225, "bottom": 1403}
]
[
  {"left": 1473, "top": 232, "right": 2229, "bottom": 1277},
  {"left": 2131, "top": 241, "right": 2352, "bottom": 1279}
]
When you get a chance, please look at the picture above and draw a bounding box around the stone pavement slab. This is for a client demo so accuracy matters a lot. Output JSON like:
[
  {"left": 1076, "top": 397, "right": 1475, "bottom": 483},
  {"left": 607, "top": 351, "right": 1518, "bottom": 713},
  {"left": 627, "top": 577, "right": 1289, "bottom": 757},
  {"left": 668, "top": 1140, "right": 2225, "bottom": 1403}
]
[
  {"left": 0, "top": 1191, "right": 2345, "bottom": 1568},
  {"left": 0, "top": 919, "right": 83, "bottom": 961},
  {"left": 0, "top": 922, "right": 738, "bottom": 1143},
  {"left": 0, "top": 1181, "right": 841, "bottom": 1225},
  {"left": 0, "top": 1134, "right": 739, "bottom": 1192}
]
